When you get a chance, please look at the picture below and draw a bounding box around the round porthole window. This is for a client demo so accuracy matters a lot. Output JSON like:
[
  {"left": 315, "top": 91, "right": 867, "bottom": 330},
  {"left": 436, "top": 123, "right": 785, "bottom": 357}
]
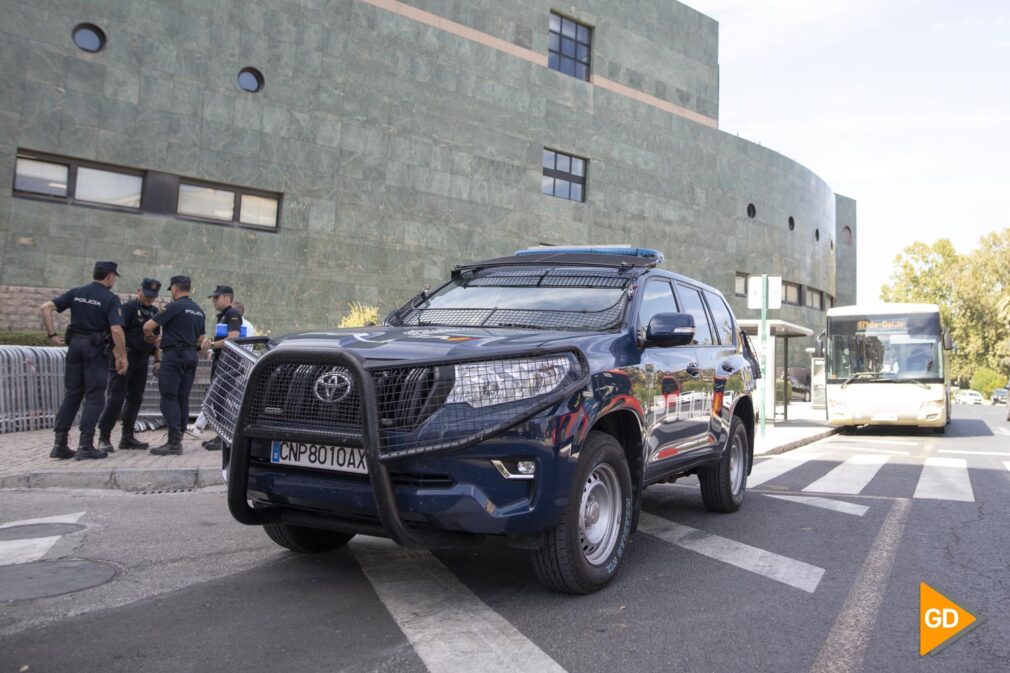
[
  {"left": 815, "top": 229, "right": 821, "bottom": 242},
  {"left": 788, "top": 216, "right": 795, "bottom": 231},
  {"left": 72, "top": 24, "right": 106, "bottom": 53},
  {"left": 238, "top": 67, "right": 264, "bottom": 93},
  {"left": 746, "top": 203, "right": 756, "bottom": 219}
]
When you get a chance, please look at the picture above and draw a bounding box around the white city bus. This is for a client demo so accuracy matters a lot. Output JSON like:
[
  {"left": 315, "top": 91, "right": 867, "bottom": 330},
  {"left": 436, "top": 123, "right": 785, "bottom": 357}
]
[{"left": 825, "top": 303, "right": 953, "bottom": 432}]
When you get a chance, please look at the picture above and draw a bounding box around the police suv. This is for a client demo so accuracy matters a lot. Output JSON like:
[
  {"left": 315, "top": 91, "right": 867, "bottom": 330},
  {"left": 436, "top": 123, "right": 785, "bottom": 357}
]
[{"left": 207, "top": 247, "right": 760, "bottom": 593}]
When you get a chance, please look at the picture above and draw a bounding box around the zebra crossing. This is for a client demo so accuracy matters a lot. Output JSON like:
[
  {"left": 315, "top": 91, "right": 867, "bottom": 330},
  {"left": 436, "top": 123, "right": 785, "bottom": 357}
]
[{"left": 747, "top": 439, "right": 1007, "bottom": 503}]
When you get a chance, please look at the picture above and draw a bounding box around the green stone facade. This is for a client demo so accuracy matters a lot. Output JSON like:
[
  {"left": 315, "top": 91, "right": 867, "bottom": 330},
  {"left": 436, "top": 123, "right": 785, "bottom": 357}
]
[{"left": 0, "top": 0, "right": 856, "bottom": 360}]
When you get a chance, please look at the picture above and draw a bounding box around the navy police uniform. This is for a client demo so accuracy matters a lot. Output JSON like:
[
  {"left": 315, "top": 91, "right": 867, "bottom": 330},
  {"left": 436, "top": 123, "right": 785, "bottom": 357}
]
[
  {"left": 154, "top": 277, "right": 206, "bottom": 435},
  {"left": 52, "top": 262, "right": 124, "bottom": 451},
  {"left": 203, "top": 285, "right": 242, "bottom": 452},
  {"left": 97, "top": 278, "right": 162, "bottom": 449}
]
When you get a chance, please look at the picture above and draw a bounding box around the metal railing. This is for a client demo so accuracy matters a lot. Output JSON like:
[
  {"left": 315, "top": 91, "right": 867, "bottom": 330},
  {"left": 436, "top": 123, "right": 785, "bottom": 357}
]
[{"left": 0, "top": 346, "right": 212, "bottom": 434}]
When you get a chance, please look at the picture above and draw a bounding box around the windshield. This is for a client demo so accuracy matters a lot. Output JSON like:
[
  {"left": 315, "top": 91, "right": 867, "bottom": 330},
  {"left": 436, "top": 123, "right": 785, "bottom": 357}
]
[
  {"left": 827, "top": 312, "right": 943, "bottom": 383},
  {"left": 386, "top": 267, "right": 630, "bottom": 330}
]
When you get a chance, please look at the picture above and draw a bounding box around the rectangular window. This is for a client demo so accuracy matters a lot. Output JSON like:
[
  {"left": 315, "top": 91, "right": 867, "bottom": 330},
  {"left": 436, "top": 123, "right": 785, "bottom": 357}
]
[
  {"left": 548, "top": 13, "right": 591, "bottom": 81},
  {"left": 806, "top": 287, "right": 824, "bottom": 310},
  {"left": 783, "top": 282, "right": 801, "bottom": 305},
  {"left": 827, "top": 294, "right": 835, "bottom": 309},
  {"left": 239, "top": 194, "right": 279, "bottom": 228},
  {"left": 541, "top": 148, "right": 586, "bottom": 202},
  {"left": 734, "top": 273, "right": 748, "bottom": 297},
  {"left": 178, "top": 183, "right": 235, "bottom": 221},
  {"left": 75, "top": 167, "right": 143, "bottom": 208},
  {"left": 14, "top": 157, "right": 69, "bottom": 197}
]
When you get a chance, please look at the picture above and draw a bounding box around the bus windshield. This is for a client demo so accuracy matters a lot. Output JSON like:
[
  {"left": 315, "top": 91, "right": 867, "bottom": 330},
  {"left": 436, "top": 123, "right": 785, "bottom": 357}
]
[{"left": 827, "top": 312, "right": 943, "bottom": 383}]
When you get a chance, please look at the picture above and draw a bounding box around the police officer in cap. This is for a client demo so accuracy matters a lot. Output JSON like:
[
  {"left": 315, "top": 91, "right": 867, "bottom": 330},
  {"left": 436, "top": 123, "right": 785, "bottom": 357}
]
[
  {"left": 144, "top": 276, "right": 208, "bottom": 455},
  {"left": 40, "top": 261, "right": 128, "bottom": 460},
  {"left": 96, "top": 278, "right": 163, "bottom": 452},
  {"left": 202, "top": 284, "right": 242, "bottom": 451}
]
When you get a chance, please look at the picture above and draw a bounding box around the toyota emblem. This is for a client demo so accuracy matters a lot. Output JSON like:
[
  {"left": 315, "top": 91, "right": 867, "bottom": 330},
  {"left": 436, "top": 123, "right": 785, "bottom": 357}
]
[{"left": 313, "top": 368, "right": 352, "bottom": 403}]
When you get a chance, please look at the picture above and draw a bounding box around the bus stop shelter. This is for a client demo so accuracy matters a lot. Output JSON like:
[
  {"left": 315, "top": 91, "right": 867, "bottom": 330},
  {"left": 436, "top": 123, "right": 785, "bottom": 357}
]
[{"left": 738, "top": 319, "right": 814, "bottom": 422}]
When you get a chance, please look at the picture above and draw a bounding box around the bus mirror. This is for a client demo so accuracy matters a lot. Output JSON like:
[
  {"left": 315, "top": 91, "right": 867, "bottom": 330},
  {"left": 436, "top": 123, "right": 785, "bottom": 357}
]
[{"left": 943, "top": 331, "right": 953, "bottom": 351}]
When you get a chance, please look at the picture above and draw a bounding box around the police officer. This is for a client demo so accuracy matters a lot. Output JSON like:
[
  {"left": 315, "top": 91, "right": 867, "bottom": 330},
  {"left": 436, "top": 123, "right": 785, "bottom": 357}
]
[
  {"left": 40, "top": 261, "right": 128, "bottom": 460},
  {"left": 96, "top": 278, "right": 162, "bottom": 452},
  {"left": 202, "top": 285, "right": 242, "bottom": 451},
  {"left": 144, "top": 276, "right": 208, "bottom": 456}
]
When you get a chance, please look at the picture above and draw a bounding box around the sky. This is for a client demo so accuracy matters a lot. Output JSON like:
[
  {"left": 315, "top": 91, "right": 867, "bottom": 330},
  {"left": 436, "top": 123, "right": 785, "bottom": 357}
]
[{"left": 685, "top": 0, "right": 1010, "bottom": 302}]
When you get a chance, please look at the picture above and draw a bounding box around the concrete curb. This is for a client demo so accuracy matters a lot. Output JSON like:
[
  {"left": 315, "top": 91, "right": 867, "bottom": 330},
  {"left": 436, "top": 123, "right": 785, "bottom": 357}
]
[
  {"left": 0, "top": 466, "right": 224, "bottom": 492},
  {"left": 758, "top": 427, "right": 840, "bottom": 456}
]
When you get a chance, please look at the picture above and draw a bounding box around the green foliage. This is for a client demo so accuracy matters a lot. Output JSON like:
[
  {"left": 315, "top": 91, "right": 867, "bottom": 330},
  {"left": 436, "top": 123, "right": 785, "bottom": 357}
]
[
  {"left": 970, "top": 368, "right": 1005, "bottom": 399},
  {"left": 881, "top": 229, "right": 1010, "bottom": 384},
  {"left": 0, "top": 331, "right": 53, "bottom": 347}
]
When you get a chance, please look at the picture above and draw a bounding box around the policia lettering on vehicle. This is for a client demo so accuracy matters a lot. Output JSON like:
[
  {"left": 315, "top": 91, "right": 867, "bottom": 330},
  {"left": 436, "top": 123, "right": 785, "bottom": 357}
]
[
  {"left": 40, "top": 261, "right": 128, "bottom": 460},
  {"left": 96, "top": 278, "right": 162, "bottom": 452},
  {"left": 144, "top": 276, "right": 208, "bottom": 456},
  {"left": 202, "top": 285, "right": 242, "bottom": 452}
]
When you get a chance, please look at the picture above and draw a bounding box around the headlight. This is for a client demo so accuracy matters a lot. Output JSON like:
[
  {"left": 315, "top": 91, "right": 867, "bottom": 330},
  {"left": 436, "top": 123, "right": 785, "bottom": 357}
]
[{"left": 446, "top": 355, "right": 575, "bottom": 408}]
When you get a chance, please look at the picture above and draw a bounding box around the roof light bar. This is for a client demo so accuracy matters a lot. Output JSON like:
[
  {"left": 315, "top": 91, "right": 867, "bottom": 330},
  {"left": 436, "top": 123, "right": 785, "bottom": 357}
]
[{"left": 513, "top": 245, "right": 665, "bottom": 264}]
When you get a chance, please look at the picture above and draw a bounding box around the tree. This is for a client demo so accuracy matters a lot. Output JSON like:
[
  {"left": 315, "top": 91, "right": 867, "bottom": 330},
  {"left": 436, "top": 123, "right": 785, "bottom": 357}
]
[
  {"left": 880, "top": 231, "right": 1010, "bottom": 384},
  {"left": 970, "top": 367, "right": 1005, "bottom": 399}
]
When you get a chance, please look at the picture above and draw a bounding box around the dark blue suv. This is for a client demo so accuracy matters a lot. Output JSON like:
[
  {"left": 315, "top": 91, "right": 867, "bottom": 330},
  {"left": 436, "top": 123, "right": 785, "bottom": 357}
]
[{"left": 209, "top": 247, "right": 759, "bottom": 593}]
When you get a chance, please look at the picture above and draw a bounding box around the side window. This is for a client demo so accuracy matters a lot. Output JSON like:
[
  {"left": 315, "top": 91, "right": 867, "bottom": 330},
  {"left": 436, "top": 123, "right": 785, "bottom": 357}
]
[
  {"left": 704, "top": 290, "right": 736, "bottom": 346},
  {"left": 675, "top": 284, "right": 715, "bottom": 346},
  {"left": 637, "top": 280, "right": 679, "bottom": 332}
]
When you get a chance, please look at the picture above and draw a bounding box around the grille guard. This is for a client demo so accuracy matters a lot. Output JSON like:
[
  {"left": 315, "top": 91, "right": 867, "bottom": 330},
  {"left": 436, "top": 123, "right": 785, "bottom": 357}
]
[{"left": 226, "top": 345, "right": 590, "bottom": 548}]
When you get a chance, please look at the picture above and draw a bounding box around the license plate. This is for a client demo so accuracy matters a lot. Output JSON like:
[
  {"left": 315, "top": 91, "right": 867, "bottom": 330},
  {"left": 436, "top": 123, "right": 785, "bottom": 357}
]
[
  {"left": 871, "top": 414, "right": 898, "bottom": 422},
  {"left": 270, "top": 440, "right": 368, "bottom": 475}
]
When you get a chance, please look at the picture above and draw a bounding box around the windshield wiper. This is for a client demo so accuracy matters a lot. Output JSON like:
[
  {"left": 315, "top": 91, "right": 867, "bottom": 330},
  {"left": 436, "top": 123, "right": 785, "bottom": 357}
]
[
  {"left": 841, "top": 371, "right": 883, "bottom": 388},
  {"left": 895, "top": 378, "right": 931, "bottom": 390}
]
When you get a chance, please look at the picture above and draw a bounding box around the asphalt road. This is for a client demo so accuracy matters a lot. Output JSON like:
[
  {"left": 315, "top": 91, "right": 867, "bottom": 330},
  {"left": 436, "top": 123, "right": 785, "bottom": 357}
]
[{"left": 2, "top": 404, "right": 1008, "bottom": 673}]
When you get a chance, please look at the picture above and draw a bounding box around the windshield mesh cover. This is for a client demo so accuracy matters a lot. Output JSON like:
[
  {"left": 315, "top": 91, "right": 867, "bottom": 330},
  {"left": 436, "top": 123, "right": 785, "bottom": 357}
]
[{"left": 390, "top": 267, "right": 630, "bottom": 330}]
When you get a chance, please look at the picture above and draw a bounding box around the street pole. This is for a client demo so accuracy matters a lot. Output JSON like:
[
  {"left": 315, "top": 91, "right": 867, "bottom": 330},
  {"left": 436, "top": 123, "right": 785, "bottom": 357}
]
[{"left": 760, "top": 274, "right": 768, "bottom": 437}]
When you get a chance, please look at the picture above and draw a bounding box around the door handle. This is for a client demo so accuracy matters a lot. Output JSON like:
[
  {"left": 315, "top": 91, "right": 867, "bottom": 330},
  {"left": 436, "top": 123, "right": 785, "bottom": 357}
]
[{"left": 686, "top": 364, "right": 702, "bottom": 377}]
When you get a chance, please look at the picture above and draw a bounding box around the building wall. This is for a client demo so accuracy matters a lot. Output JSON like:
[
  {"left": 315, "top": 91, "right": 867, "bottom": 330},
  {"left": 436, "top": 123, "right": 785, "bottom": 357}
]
[
  {"left": 835, "top": 194, "right": 858, "bottom": 306},
  {"left": 0, "top": 0, "right": 853, "bottom": 356}
]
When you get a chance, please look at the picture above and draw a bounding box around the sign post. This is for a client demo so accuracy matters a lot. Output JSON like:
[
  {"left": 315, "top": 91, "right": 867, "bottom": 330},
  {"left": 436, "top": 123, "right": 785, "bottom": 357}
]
[{"left": 748, "top": 275, "right": 782, "bottom": 437}]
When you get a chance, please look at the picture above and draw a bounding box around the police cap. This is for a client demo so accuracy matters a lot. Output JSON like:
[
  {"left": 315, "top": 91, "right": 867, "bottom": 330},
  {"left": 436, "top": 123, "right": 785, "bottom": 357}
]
[
  {"left": 170, "top": 275, "right": 191, "bottom": 286},
  {"left": 94, "top": 260, "right": 120, "bottom": 276},
  {"left": 141, "top": 278, "right": 162, "bottom": 297},
  {"left": 208, "top": 285, "right": 235, "bottom": 298}
]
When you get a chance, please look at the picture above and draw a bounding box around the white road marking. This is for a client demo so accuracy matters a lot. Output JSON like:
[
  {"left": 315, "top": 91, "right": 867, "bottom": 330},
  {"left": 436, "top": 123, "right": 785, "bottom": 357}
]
[
  {"left": 0, "top": 512, "right": 86, "bottom": 567},
  {"left": 828, "top": 438, "right": 917, "bottom": 446},
  {"left": 803, "top": 454, "right": 889, "bottom": 495},
  {"left": 809, "top": 499, "right": 910, "bottom": 673},
  {"left": 747, "top": 453, "right": 813, "bottom": 487},
  {"left": 913, "top": 457, "right": 974, "bottom": 502},
  {"left": 939, "top": 449, "right": 1010, "bottom": 457},
  {"left": 995, "top": 427, "right": 1010, "bottom": 437},
  {"left": 763, "top": 494, "right": 869, "bottom": 516},
  {"left": 638, "top": 513, "right": 824, "bottom": 593},
  {"left": 836, "top": 446, "right": 910, "bottom": 456},
  {"left": 351, "top": 538, "right": 567, "bottom": 673}
]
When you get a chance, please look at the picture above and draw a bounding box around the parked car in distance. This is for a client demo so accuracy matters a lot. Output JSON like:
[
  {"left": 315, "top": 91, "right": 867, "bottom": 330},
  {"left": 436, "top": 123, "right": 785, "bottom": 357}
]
[
  {"left": 956, "top": 390, "right": 984, "bottom": 405},
  {"left": 990, "top": 388, "right": 1007, "bottom": 405}
]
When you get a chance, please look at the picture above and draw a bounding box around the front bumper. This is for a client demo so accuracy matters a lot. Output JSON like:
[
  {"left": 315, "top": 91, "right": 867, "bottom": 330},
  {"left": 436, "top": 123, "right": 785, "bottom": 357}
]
[{"left": 225, "top": 346, "right": 588, "bottom": 548}]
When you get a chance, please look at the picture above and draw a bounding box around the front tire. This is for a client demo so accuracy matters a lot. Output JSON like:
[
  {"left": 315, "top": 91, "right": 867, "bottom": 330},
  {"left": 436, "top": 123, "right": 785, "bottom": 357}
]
[
  {"left": 263, "top": 523, "right": 355, "bottom": 553},
  {"left": 532, "top": 431, "right": 633, "bottom": 594},
  {"left": 699, "top": 416, "right": 749, "bottom": 513}
]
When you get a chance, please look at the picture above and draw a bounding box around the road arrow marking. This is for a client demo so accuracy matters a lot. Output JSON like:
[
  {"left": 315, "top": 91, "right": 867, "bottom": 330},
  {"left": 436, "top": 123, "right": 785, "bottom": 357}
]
[{"left": 0, "top": 512, "right": 86, "bottom": 566}]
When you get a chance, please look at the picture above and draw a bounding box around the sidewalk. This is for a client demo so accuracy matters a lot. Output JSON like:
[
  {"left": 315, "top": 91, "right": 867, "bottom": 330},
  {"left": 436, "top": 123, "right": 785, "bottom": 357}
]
[
  {"left": 753, "top": 402, "right": 837, "bottom": 456},
  {"left": 0, "top": 428, "right": 223, "bottom": 491},
  {"left": 1, "top": 404, "right": 837, "bottom": 491}
]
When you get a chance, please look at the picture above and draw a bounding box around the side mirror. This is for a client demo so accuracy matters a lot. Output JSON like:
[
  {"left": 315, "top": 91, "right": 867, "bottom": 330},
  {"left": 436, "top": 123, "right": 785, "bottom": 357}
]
[
  {"left": 943, "top": 331, "right": 953, "bottom": 351},
  {"left": 645, "top": 312, "right": 695, "bottom": 347}
]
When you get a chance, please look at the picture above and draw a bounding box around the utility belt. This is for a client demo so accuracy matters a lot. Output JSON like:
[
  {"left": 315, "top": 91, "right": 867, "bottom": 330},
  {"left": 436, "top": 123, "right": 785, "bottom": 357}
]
[
  {"left": 160, "top": 343, "right": 199, "bottom": 351},
  {"left": 66, "top": 326, "right": 111, "bottom": 350}
]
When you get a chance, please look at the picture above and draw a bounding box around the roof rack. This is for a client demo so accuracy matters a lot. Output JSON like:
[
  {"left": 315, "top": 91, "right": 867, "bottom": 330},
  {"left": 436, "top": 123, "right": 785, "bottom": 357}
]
[{"left": 452, "top": 251, "right": 661, "bottom": 276}]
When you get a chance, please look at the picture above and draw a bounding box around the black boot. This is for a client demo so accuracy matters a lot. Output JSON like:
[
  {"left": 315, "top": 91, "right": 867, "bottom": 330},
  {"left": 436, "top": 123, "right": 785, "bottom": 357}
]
[
  {"left": 50, "top": 431, "right": 74, "bottom": 459},
  {"left": 74, "top": 433, "right": 108, "bottom": 460},
  {"left": 151, "top": 430, "right": 183, "bottom": 456},
  {"left": 202, "top": 436, "right": 222, "bottom": 451},
  {"left": 119, "top": 433, "right": 149, "bottom": 450},
  {"left": 97, "top": 431, "right": 115, "bottom": 453}
]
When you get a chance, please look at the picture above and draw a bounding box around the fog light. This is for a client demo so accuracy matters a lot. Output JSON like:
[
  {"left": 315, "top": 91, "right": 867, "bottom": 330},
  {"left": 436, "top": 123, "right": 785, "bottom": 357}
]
[
  {"left": 490, "top": 459, "right": 536, "bottom": 480},
  {"left": 517, "top": 460, "right": 536, "bottom": 476}
]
